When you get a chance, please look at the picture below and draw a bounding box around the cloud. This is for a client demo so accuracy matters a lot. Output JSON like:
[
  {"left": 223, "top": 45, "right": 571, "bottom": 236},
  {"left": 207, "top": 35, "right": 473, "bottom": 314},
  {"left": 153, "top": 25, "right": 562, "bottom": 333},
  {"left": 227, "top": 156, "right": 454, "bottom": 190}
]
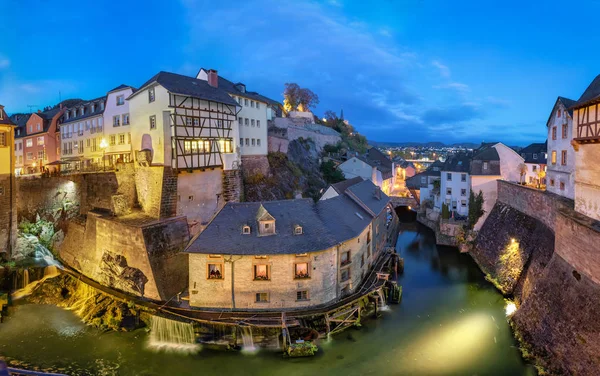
[
  {"left": 433, "top": 82, "right": 470, "bottom": 92},
  {"left": 0, "top": 57, "right": 9, "bottom": 70},
  {"left": 0, "top": 78, "right": 77, "bottom": 111},
  {"left": 431, "top": 60, "right": 451, "bottom": 77},
  {"left": 422, "top": 103, "right": 484, "bottom": 124},
  {"left": 328, "top": 0, "right": 343, "bottom": 7}
]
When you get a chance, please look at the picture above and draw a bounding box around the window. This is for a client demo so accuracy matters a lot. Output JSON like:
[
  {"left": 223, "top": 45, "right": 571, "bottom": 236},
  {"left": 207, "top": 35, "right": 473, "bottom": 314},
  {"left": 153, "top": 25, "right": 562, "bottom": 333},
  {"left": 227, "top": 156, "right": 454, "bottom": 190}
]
[
  {"left": 109, "top": 135, "right": 116, "bottom": 146},
  {"left": 296, "top": 290, "right": 309, "bottom": 301},
  {"left": 257, "top": 120, "right": 260, "bottom": 128},
  {"left": 207, "top": 263, "right": 223, "bottom": 279},
  {"left": 37, "top": 136, "right": 44, "bottom": 146},
  {"left": 341, "top": 251, "right": 351, "bottom": 266},
  {"left": 116, "top": 95, "right": 125, "bottom": 106},
  {"left": 245, "top": 118, "right": 249, "bottom": 126},
  {"left": 561, "top": 150, "right": 567, "bottom": 165},
  {"left": 532, "top": 165, "right": 537, "bottom": 172},
  {"left": 294, "top": 225, "right": 303, "bottom": 235},
  {"left": 186, "top": 117, "right": 192, "bottom": 126},
  {"left": 242, "top": 225, "right": 251, "bottom": 234},
  {"left": 26, "top": 139, "right": 33, "bottom": 147},
  {"left": 149, "top": 115, "right": 156, "bottom": 130},
  {"left": 122, "top": 113, "right": 130, "bottom": 125},
  {"left": 244, "top": 98, "right": 249, "bottom": 106},
  {"left": 255, "top": 293, "right": 269, "bottom": 303},
  {"left": 461, "top": 173, "right": 466, "bottom": 182},
  {"left": 238, "top": 118, "right": 243, "bottom": 126},
  {"left": 91, "top": 104, "right": 96, "bottom": 112},
  {"left": 461, "top": 188, "right": 466, "bottom": 196},
  {"left": 446, "top": 188, "right": 452, "bottom": 196},
  {"left": 361, "top": 254, "right": 365, "bottom": 267},
  {"left": 446, "top": 173, "right": 452, "bottom": 181},
  {"left": 26, "top": 152, "right": 33, "bottom": 160},
  {"left": 367, "top": 231, "right": 371, "bottom": 245},
  {"left": 461, "top": 200, "right": 467, "bottom": 207},
  {"left": 148, "top": 87, "right": 155, "bottom": 103},
  {"left": 551, "top": 151, "right": 557, "bottom": 164},
  {"left": 560, "top": 181, "right": 565, "bottom": 191},
  {"left": 113, "top": 115, "right": 120, "bottom": 127},
  {"left": 256, "top": 102, "right": 260, "bottom": 109},
  {"left": 550, "top": 179, "right": 555, "bottom": 187},
  {"left": 240, "top": 138, "right": 243, "bottom": 147},
  {"left": 36, "top": 123, "right": 41, "bottom": 131},
  {"left": 119, "top": 134, "right": 125, "bottom": 145},
  {"left": 251, "top": 138, "right": 256, "bottom": 146},
  {"left": 251, "top": 119, "right": 255, "bottom": 127},
  {"left": 533, "top": 153, "right": 538, "bottom": 160},
  {"left": 86, "top": 139, "right": 91, "bottom": 147},
  {"left": 79, "top": 140, "right": 83, "bottom": 152},
  {"left": 557, "top": 109, "right": 562, "bottom": 118},
  {"left": 100, "top": 103, "right": 105, "bottom": 111},
  {"left": 193, "top": 118, "right": 199, "bottom": 126},
  {"left": 37, "top": 150, "right": 44, "bottom": 160},
  {"left": 562, "top": 124, "right": 568, "bottom": 139},
  {"left": 483, "top": 162, "right": 488, "bottom": 170},
  {"left": 294, "top": 263, "right": 310, "bottom": 279},
  {"left": 259, "top": 220, "right": 275, "bottom": 235},
  {"left": 254, "top": 264, "right": 270, "bottom": 280},
  {"left": 0, "top": 132, "right": 5, "bottom": 147},
  {"left": 257, "top": 139, "right": 261, "bottom": 147},
  {"left": 421, "top": 176, "right": 426, "bottom": 184},
  {"left": 341, "top": 268, "right": 350, "bottom": 282},
  {"left": 245, "top": 138, "right": 249, "bottom": 146},
  {"left": 552, "top": 126, "right": 557, "bottom": 140}
]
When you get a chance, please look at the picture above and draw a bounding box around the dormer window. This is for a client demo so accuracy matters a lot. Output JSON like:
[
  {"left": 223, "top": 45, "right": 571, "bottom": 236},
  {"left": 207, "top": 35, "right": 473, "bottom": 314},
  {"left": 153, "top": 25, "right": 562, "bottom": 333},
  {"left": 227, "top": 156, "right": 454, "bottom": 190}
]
[
  {"left": 100, "top": 102, "right": 105, "bottom": 111},
  {"left": 256, "top": 204, "right": 276, "bottom": 236},
  {"left": 294, "top": 225, "right": 303, "bottom": 235},
  {"left": 533, "top": 153, "right": 538, "bottom": 160},
  {"left": 91, "top": 104, "right": 96, "bottom": 112},
  {"left": 242, "top": 225, "right": 251, "bottom": 234}
]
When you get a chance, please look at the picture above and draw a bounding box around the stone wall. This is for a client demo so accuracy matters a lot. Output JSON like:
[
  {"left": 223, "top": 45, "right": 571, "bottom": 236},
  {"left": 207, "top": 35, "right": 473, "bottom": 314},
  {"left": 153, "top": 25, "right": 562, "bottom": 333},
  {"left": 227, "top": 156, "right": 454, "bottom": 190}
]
[
  {"left": 222, "top": 169, "right": 242, "bottom": 203},
  {"left": 0, "top": 174, "right": 16, "bottom": 257},
  {"left": 134, "top": 166, "right": 166, "bottom": 218},
  {"left": 267, "top": 135, "right": 289, "bottom": 154},
  {"left": 59, "top": 213, "right": 190, "bottom": 301},
  {"left": 497, "top": 180, "right": 573, "bottom": 232},
  {"left": 241, "top": 155, "right": 270, "bottom": 177}
]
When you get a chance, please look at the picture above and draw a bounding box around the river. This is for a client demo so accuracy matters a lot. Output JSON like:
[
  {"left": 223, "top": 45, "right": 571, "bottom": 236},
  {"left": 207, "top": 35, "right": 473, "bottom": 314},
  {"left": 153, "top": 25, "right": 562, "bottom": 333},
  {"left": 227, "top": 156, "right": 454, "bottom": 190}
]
[{"left": 0, "top": 217, "right": 534, "bottom": 376}]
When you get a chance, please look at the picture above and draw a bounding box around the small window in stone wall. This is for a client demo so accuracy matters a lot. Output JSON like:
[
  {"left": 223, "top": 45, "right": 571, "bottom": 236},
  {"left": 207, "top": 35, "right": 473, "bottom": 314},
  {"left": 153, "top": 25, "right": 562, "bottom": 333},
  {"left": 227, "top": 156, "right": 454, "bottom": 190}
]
[
  {"left": 341, "top": 268, "right": 350, "bottom": 282},
  {"left": 207, "top": 263, "right": 223, "bottom": 279},
  {"left": 254, "top": 264, "right": 270, "bottom": 280},
  {"left": 294, "top": 262, "right": 310, "bottom": 279},
  {"left": 256, "top": 292, "right": 269, "bottom": 302},
  {"left": 550, "top": 179, "right": 555, "bottom": 186},
  {"left": 0, "top": 185, "right": 4, "bottom": 195},
  {"left": 296, "top": 290, "right": 309, "bottom": 301},
  {"left": 560, "top": 182, "right": 565, "bottom": 190},
  {"left": 188, "top": 195, "right": 194, "bottom": 201},
  {"left": 340, "top": 251, "right": 351, "bottom": 266},
  {"left": 243, "top": 225, "right": 251, "bottom": 234}
]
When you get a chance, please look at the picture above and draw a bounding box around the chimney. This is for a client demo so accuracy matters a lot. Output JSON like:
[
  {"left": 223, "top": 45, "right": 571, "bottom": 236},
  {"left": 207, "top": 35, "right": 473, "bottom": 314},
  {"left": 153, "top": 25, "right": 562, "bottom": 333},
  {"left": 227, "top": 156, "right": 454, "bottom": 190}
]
[
  {"left": 60, "top": 103, "right": 63, "bottom": 110},
  {"left": 207, "top": 69, "right": 218, "bottom": 88},
  {"left": 37, "top": 110, "right": 41, "bottom": 113}
]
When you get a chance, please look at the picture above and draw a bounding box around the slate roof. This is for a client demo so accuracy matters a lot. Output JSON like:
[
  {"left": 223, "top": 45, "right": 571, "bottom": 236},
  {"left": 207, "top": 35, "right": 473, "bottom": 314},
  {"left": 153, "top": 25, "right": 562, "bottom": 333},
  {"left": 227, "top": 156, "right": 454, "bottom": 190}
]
[
  {"left": 520, "top": 142, "right": 547, "bottom": 164},
  {"left": 470, "top": 159, "right": 501, "bottom": 176},
  {"left": 185, "top": 179, "right": 388, "bottom": 255},
  {"left": 108, "top": 84, "right": 136, "bottom": 93},
  {"left": 0, "top": 107, "right": 15, "bottom": 126},
  {"left": 62, "top": 96, "right": 106, "bottom": 124},
  {"left": 441, "top": 153, "right": 471, "bottom": 173},
  {"left": 330, "top": 177, "right": 364, "bottom": 195},
  {"left": 346, "top": 179, "right": 390, "bottom": 217},
  {"left": 573, "top": 74, "right": 600, "bottom": 109},
  {"left": 546, "top": 96, "right": 576, "bottom": 126},
  {"left": 130, "top": 71, "right": 239, "bottom": 107},
  {"left": 472, "top": 146, "right": 500, "bottom": 161},
  {"left": 9, "top": 113, "right": 30, "bottom": 138},
  {"left": 185, "top": 199, "right": 337, "bottom": 255}
]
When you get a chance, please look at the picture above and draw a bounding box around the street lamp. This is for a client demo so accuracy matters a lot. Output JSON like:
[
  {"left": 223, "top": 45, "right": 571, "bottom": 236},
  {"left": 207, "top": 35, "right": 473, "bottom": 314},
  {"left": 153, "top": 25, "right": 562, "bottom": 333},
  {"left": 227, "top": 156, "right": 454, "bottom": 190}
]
[{"left": 99, "top": 138, "right": 108, "bottom": 171}]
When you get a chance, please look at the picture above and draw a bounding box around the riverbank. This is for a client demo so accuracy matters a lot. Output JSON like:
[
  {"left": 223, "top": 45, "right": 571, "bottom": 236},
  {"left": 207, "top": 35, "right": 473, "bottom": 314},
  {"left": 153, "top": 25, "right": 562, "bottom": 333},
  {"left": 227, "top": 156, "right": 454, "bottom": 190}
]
[{"left": 0, "top": 223, "right": 533, "bottom": 376}]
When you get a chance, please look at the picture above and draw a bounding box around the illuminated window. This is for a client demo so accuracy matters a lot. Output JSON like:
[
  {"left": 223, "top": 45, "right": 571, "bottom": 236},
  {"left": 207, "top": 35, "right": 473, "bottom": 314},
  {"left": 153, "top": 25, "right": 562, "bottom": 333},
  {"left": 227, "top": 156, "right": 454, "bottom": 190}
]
[
  {"left": 110, "top": 135, "right": 116, "bottom": 146},
  {"left": 207, "top": 263, "right": 223, "bottom": 279},
  {"left": 119, "top": 134, "right": 125, "bottom": 145},
  {"left": 254, "top": 264, "right": 270, "bottom": 280},
  {"left": 26, "top": 139, "right": 33, "bottom": 147},
  {"left": 37, "top": 136, "right": 44, "bottom": 146},
  {"left": 294, "top": 262, "right": 309, "bottom": 279},
  {"left": 255, "top": 292, "right": 269, "bottom": 302},
  {"left": 551, "top": 151, "right": 557, "bottom": 164},
  {"left": 296, "top": 290, "right": 309, "bottom": 301}
]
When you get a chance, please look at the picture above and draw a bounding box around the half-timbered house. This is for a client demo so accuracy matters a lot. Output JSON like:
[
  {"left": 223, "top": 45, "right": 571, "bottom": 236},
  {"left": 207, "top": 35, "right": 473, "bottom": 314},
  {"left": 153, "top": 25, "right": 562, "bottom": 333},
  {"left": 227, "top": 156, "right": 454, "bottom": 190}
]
[
  {"left": 128, "top": 71, "right": 242, "bottom": 232},
  {"left": 571, "top": 75, "right": 600, "bottom": 221}
]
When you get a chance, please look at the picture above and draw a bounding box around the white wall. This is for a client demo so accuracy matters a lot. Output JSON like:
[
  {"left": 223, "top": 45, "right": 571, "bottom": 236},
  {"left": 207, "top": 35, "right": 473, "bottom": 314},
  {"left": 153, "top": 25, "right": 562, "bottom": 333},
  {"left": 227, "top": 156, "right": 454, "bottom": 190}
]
[
  {"left": 439, "top": 171, "right": 470, "bottom": 215},
  {"left": 493, "top": 143, "right": 524, "bottom": 182},
  {"left": 547, "top": 102, "right": 575, "bottom": 199},
  {"left": 103, "top": 87, "right": 134, "bottom": 157},
  {"left": 471, "top": 175, "right": 500, "bottom": 230},
  {"left": 339, "top": 157, "right": 374, "bottom": 182},
  {"left": 320, "top": 186, "right": 339, "bottom": 200},
  {"left": 232, "top": 95, "right": 268, "bottom": 157}
]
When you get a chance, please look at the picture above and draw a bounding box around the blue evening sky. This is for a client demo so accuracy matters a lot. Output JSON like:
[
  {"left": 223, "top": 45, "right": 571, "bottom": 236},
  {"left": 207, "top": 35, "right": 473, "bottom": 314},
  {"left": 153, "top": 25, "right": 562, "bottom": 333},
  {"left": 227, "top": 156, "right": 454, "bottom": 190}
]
[{"left": 1, "top": 0, "right": 598, "bottom": 145}]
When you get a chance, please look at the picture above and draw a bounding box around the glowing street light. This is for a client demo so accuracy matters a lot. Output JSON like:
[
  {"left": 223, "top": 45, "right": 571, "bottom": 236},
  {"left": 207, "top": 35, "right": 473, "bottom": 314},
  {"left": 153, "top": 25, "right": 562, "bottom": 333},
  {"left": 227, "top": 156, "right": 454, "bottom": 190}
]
[{"left": 100, "top": 138, "right": 108, "bottom": 171}]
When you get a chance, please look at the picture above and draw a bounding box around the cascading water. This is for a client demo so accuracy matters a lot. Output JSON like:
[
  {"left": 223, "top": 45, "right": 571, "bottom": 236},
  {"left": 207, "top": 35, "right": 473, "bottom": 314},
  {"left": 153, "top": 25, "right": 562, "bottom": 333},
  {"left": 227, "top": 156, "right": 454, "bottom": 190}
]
[
  {"left": 12, "top": 265, "right": 61, "bottom": 300},
  {"left": 148, "top": 316, "right": 200, "bottom": 354},
  {"left": 22, "top": 269, "right": 30, "bottom": 288},
  {"left": 240, "top": 326, "right": 257, "bottom": 353},
  {"left": 377, "top": 289, "right": 390, "bottom": 312}
]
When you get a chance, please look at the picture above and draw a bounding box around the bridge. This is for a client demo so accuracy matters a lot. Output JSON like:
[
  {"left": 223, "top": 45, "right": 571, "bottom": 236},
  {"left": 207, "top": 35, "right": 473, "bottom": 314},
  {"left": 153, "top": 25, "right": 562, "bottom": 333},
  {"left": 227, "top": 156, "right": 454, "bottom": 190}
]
[{"left": 390, "top": 196, "right": 418, "bottom": 208}]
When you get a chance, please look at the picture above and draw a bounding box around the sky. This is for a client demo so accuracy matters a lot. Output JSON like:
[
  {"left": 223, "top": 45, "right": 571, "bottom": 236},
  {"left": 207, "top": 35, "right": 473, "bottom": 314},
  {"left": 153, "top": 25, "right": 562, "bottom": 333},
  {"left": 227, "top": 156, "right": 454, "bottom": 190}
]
[{"left": 1, "top": 0, "right": 600, "bottom": 146}]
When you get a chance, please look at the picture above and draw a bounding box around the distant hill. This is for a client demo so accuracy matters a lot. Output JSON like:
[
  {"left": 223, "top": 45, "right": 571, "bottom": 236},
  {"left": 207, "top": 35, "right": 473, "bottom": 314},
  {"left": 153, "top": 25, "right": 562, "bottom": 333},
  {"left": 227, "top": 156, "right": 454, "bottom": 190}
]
[{"left": 369, "top": 140, "right": 480, "bottom": 149}]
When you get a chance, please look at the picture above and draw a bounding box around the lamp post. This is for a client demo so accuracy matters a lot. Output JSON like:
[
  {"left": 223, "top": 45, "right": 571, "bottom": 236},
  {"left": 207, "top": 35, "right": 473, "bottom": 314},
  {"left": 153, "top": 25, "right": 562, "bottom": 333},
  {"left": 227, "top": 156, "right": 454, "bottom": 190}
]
[{"left": 100, "top": 138, "right": 108, "bottom": 171}]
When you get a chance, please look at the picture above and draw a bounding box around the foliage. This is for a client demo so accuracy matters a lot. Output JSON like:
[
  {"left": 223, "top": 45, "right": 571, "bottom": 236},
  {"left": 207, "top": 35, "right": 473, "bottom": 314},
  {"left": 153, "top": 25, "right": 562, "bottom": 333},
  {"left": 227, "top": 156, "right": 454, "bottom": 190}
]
[
  {"left": 19, "top": 215, "right": 56, "bottom": 251},
  {"left": 467, "top": 190, "right": 485, "bottom": 229},
  {"left": 283, "top": 83, "right": 319, "bottom": 112},
  {"left": 323, "top": 143, "right": 342, "bottom": 154},
  {"left": 432, "top": 180, "right": 441, "bottom": 190},
  {"left": 320, "top": 160, "right": 345, "bottom": 184},
  {"left": 441, "top": 203, "right": 450, "bottom": 220},
  {"left": 518, "top": 163, "right": 528, "bottom": 184}
]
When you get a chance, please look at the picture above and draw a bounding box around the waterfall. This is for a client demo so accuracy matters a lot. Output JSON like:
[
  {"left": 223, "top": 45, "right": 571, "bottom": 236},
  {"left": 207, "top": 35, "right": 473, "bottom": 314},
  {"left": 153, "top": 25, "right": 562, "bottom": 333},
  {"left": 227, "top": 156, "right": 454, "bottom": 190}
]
[
  {"left": 148, "top": 316, "right": 200, "bottom": 354},
  {"left": 377, "top": 289, "right": 390, "bottom": 312},
  {"left": 11, "top": 265, "right": 62, "bottom": 300},
  {"left": 240, "top": 326, "right": 257, "bottom": 353},
  {"left": 65, "top": 283, "right": 97, "bottom": 319}
]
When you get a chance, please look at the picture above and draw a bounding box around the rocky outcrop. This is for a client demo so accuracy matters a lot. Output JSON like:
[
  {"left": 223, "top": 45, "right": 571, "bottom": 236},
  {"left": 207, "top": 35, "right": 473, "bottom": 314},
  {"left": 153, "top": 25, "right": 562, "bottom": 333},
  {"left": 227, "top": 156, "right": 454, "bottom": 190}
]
[{"left": 100, "top": 251, "right": 148, "bottom": 296}]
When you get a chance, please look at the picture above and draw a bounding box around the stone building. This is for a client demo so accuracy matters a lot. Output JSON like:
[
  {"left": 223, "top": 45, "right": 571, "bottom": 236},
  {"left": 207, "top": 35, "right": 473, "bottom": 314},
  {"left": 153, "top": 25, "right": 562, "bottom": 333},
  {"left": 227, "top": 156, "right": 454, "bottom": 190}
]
[
  {"left": 571, "top": 74, "right": 600, "bottom": 221},
  {"left": 0, "top": 105, "right": 16, "bottom": 258},
  {"left": 185, "top": 178, "right": 398, "bottom": 309},
  {"left": 546, "top": 96, "right": 576, "bottom": 199},
  {"left": 20, "top": 107, "right": 65, "bottom": 174},
  {"left": 338, "top": 148, "right": 395, "bottom": 195},
  {"left": 438, "top": 153, "right": 471, "bottom": 216},
  {"left": 520, "top": 142, "right": 547, "bottom": 186}
]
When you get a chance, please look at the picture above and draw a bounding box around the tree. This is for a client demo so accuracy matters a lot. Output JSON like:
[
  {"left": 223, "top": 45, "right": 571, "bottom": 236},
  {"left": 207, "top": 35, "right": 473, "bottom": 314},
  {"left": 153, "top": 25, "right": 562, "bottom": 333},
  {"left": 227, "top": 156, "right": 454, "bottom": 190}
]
[
  {"left": 323, "top": 110, "right": 339, "bottom": 123},
  {"left": 320, "top": 160, "right": 345, "bottom": 184},
  {"left": 283, "top": 83, "right": 319, "bottom": 112},
  {"left": 536, "top": 169, "right": 546, "bottom": 189},
  {"left": 468, "top": 190, "right": 485, "bottom": 229},
  {"left": 518, "top": 163, "right": 528, "bottom": 184},
  {"left": 441, "top": 203, "right": 450, "bottom": 220}
]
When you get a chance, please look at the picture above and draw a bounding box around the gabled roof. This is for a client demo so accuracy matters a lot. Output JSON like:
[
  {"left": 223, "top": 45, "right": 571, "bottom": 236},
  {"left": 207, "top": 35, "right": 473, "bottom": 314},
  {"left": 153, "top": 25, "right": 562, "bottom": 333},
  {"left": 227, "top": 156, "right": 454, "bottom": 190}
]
[
  {"left": 316, "top": 194, "right": 372, "bottom": 243},
  {"left": 0, "top": 107, "right": 15, "bottom": 126},
  {"left": 108, "top": 84, "right": 136, "bottom": 94},
  {"left": 62, "top": 96, "right": 106, "bottom": 124},
  {"left": 546, "top": 96, "right": 576, "bottom": 126},
  {"left": 520, "top": 142, "right": 547, "bottom": 164},
  {"left": 573, "top": 74, "right": 600, "bottom": 109},
  {"left": 441, "top": 153, "right": 470, "bottom": 173},
  {"left": 346, "top": 179, "right": 390, "bottom": 217},
  {"left": 256, "top": 204, "right": 275, "bottom": 221},
  {"left": 330, "top": 177, "right": 364, "bottom": 195},
  {"left": 130, "top": 71, "right": 239, "bottom": 107},
  {"left": 367, "top": 148, "right": 393, "bottom": 169},
  {"left": 472, "top": 146, "right": 500, "bottom": 161}
]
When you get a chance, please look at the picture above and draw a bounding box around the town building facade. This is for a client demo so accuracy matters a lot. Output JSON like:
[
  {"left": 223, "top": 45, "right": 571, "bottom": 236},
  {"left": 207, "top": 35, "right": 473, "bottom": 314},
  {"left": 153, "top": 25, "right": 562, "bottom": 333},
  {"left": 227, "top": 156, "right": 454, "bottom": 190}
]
[
  {"left": 10, "top": 113, "right": 30, "bottom": 175},
  {"left": 520, "top": 142, "right": 547, "bottom": 187},
  {"left": 185, "top": 179, "right": 398, "bottom": 309},
  {"left": 22, "top": 108, "right": 64, "bottom": 174},
  {"left": 438, "top": 154, "right": 471, "bottom": 216},
  {"left": 571, "top": 75, "right": 600, "bottom": 221},
  {"left": 0, "top": 105, "right": 16, "bottom": 258},
  {"left": 60, "top": 97, "right": 106, "bottom": 171},
  {"left": 338, "top": 148, "right": 395, "bottom": 195},
  {"left": 546, "top": 96, "right": 576, "bottom": 199},
  {"left": 102, "top": 85, "right": 135, "bottom": 167}
]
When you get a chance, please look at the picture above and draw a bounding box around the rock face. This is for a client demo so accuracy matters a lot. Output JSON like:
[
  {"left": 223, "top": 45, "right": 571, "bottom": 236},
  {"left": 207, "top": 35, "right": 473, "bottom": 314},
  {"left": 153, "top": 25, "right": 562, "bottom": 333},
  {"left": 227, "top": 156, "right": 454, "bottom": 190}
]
[{"left": 100, "top": 251, "right": 148, "bottom": 296}]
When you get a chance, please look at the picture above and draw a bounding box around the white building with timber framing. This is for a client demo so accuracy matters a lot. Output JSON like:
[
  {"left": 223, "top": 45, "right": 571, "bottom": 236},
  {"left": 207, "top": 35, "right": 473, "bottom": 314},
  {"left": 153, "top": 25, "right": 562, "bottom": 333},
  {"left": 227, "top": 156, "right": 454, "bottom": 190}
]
[{"left": 128, "top": 70, "right": 242, "bottom": 232}]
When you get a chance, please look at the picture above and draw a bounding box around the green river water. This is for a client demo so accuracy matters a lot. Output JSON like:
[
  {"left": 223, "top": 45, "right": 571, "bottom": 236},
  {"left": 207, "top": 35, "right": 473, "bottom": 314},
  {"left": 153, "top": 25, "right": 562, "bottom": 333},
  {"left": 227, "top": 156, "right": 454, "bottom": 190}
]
[{"left": 0, "top": 221, "right": 535, "bottom": 376}]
